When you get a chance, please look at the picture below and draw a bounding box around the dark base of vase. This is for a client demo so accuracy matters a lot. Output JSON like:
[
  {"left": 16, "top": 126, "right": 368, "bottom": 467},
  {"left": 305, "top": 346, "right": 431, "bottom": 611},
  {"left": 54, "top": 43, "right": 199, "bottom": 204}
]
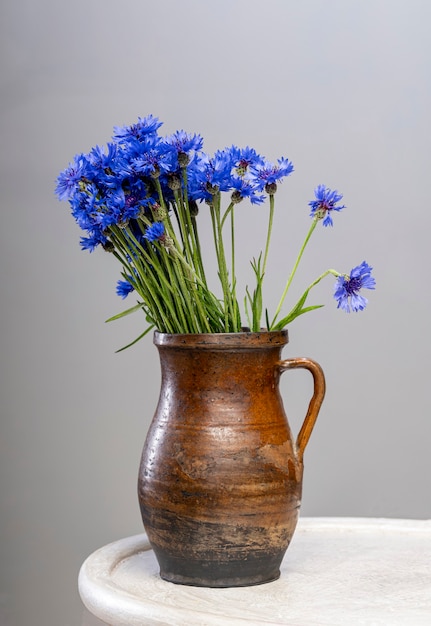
[
  {"left": 160, "top": 569, "right": 281, "bottom": 588},
  {"left": 155, "top": 549, "right": 285, "bottom": 588}
]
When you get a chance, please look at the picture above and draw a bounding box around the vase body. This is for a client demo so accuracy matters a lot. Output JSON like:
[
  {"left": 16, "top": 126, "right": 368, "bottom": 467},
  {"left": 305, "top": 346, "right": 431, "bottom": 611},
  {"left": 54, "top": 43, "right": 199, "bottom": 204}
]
[{"left": 138, "top": 330, "right": 325, "bottom": 587}]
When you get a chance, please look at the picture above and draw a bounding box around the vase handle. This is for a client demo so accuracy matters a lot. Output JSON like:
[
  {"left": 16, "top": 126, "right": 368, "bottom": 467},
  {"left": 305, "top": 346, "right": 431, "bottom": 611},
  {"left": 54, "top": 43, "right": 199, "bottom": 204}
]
[{"left": 278, "top": 358, "right": 326, "bottom": 460}]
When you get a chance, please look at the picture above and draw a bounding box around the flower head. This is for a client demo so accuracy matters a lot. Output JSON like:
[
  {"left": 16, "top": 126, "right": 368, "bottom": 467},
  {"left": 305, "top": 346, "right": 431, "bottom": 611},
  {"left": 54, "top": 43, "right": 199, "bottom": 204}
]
[
  {"left": 334, "top": 262, "right": 376, "bottom": 312},
  {"left": 113, "top": 115, "right": 162, "bottom": 144},
  {"left": 131, "top": 145, "right": 172, "bottom": 178},
  {"left": 309, "top": 185, "right": 345, "bottom": 227},
  {"left": 230, "top": 146, "right": 265, "bottom": 176},
  {"left": 144, "top": 221, "right": 165, "bottom": 243},
  {"left": 163, "top": 130, "right": 204, "bottom": 168},
  {"left": 55, "top": 154, "right": 91, "bottom": 200},
  {"left": 116, "top": 278, "right": 135, "bottom": 299},
  {"left": 251, "top": 157, "right": 294, "bottom": 193},
  {"left": 230, "top": 177, "right": 265, "bottom": 205},
  {"left": 79, "top": 231, "right": 108, "bottom": 252},
  {"left": 87, "top": 143, "right": 118, "bottom": 184},
  {"left": 187, "top": 149, "right": 234, "bottom": 201}
]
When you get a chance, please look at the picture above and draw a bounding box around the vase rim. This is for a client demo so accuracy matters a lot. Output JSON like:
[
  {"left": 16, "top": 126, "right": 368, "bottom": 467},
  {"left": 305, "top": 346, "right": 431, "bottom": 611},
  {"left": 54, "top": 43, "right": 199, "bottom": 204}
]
[{"left": 153, "top": 329, "right": 289, "bottom": 348}]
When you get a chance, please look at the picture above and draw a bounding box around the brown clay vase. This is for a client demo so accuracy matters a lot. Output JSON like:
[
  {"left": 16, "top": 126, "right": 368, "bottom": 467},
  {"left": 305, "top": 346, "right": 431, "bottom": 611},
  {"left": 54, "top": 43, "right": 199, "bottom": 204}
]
[{"left": 138, "top": 330, "right": 325, "bottom": 587}]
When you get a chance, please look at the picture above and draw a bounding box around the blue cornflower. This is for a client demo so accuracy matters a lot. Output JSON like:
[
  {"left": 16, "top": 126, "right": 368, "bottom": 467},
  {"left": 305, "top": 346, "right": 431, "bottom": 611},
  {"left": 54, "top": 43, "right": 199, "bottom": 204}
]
[
  {"left": 131, "top": 147, "right": 173, "bottom": 178},
  {"left": 230, "top": 146, "right": 265, "bottom": 176},
  {"left": 113, "top": 115, "right": 163, "bottom": 143},
  {"left": 144, "top": 221, "right": 165, "bottom": 242},
  {"left": 163, "top": 130, "right": 204, "bottom": 167},
  {"left": 88, "top": 142, "right": 117, "bottom": 169},
  {"left": 208, "top": 149, "right": 236, "bottom": 191},
  {"left": 55, "top": 153, "right": 91, "bottom": 200},
  {"left": 187, "top": 149, "right": 234, "bottom": 201},
  {"left": 80, "top": 230, "right": 108, "bottom": 252},
  {"left": 101, "top": 187, "right": 142, "bottom": 226},
  {"left": 116, "top": 279, "right": 135, "bottom": 299},
  {"left": 123, "top": 191, "right": 146, "bottom": 219},
  {"left": 334, "top": 262, "right": 376, "bottom": 312},
  {"left": 230, "top": 177, "right": 265, "bottom": 205},
  {"left": 251, "top": 157, "right": 294, "bottom": 193},
  {"left": 87, "top": 143, "right": 119, "bottom": 189},
  {"left": 70, "top": 184, "right": 113, "bottom": 236},
  {"left": 309, "top": 185, "right": 345, "bottom": 227}
]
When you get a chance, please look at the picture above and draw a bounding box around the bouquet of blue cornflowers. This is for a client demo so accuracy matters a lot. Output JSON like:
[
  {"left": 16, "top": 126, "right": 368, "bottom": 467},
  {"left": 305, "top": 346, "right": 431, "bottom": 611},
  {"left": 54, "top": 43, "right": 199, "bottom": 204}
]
[{"left": 56, "top": 115, "right": 375, "bottom": 349}]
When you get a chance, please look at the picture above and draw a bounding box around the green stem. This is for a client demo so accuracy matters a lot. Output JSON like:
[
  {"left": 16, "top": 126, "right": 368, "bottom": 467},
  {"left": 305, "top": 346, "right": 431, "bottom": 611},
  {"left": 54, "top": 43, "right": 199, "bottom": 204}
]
[
  {"left": 306, "top": 268, "right": 342, "bottom": 291},
  {"left": 153, "top": 177, "right": 168, "bottom": 212},
  {"left": 109, "top": 230, "right": 178, "bottom": 332},
  {"left": 271, "top": 217, "right": 318, "bottom": 327},
  {"left": 220, "top": 202, "right": 234, "bottom": 228},
  {"left": 166, "top": 240, "right": 224, "bottom": 332},
  {"left": 262, "top": 193, "right": 275, "bottom": 276},
  {"left": 114, "top": 259, "right": 173, "bottom": 332},
  {"left": 230, "top": 207, "right": 239, "bottom": 330},
  {"left": 191, "top": 215, "right": 207, "bottom": 286},
  {"left": 112, "top": 227, "right": 174, "bottom": 298},
  {"left": 173, "top": 189, "right": 194, "bottom": 266},
  {"left": 212, "top": 196, "right": 235, "bottom": 331},
  {"left": 180, "top": 168, "right": 207, "bottom": 286},
  {"left": 158, "top": 246, "right": 192, "bottom": 332},
  {"left": 170, "top": 249, "right": 212, "bottom": 333}
]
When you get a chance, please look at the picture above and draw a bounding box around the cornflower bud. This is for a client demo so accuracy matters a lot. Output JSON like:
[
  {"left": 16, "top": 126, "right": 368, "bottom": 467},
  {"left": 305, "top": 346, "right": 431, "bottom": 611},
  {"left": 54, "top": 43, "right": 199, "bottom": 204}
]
[
  {"left": 231, "top": 190, "right": 243, "bottom": 204},
  {"left": 151, "top": 203, "right": 168, "bottom": 221},
  {"left": 102, "top": 240, "right": 115, "bottom": 253},
  {"left": 206, "top": 182, "right": 219, "bottom": 195},
  {"left": 189, "top": 200, "right": 199, "bottom": 217},
  {"left": 150, "top": 165, "right": 161, "bottom": 179},
  {"left": 162, "top": 235, "right": 175, "bottom": 251},
  {"left": 167, "top": 175, "right": 181, "bottom": 191},
  {"left": 265, "top": 182, "right": 277, "bottom": 195},
  {"left": 178, "top": 151, "right": 190, "bottom": 167}
]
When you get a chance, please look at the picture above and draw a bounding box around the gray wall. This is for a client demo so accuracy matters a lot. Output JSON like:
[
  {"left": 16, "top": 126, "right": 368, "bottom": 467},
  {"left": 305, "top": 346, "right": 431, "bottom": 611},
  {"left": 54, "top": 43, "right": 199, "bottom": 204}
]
[{"left": 1, "top": 1, "right": 430, "bottom": 624}]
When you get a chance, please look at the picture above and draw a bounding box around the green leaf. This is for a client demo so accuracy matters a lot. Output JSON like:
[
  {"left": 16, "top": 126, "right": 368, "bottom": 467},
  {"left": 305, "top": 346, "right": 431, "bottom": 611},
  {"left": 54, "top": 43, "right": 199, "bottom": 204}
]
[
  {"left": 272, "top": 304, "right": 324, "bottom": 330},
  {"left": 115, "top": 324, "right": 155, "bottom": 353},
  {"left": 271, "top": 285, "right": 325, "bottom": 330},
  {"left": 249, "top": 253, "right": 264, "bottom": 332},
  {"left": 244, "top": 293, "right": 252, "bottom": 329},
  {"left": 105, "top": 302, "right": 144, "bottom": 323}
]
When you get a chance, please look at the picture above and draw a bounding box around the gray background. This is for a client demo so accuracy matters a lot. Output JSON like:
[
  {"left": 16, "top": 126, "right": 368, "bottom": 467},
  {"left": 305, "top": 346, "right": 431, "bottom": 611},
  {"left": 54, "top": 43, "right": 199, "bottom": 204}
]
[{"left": 1, "top": 1, "right": 430, "bottom": 624}]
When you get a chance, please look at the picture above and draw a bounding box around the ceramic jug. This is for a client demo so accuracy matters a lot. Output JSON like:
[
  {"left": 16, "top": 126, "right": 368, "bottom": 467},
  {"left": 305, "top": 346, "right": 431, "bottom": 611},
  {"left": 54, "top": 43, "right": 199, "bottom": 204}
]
[{"left": 138, "top": 330, "right": 325, "bottom": 587}]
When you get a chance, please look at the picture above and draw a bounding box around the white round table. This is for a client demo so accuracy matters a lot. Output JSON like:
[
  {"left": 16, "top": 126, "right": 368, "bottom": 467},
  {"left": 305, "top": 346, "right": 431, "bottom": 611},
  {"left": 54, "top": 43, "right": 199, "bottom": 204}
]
[{"left": 79, "top": 517, "right": 431, "bottom": 625}]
